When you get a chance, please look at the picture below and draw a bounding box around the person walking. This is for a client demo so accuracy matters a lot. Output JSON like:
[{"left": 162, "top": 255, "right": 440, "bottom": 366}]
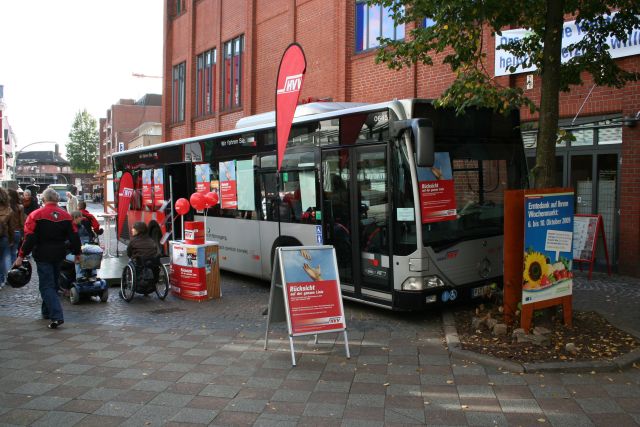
[
  {"left": 22, "top": 189, "right": 39, "bottom": 217},
  {"left": 0, "top": 189, "right": 14, "bottom": 287},
  {"left": 66, "top": 190, "right": 79, "bottom": 214},
  {"left": 8, "top": 189, "right": 25, "bottom": 265},
  {"left": 15, "top": 188, "right": 81, "bottom": 329}
]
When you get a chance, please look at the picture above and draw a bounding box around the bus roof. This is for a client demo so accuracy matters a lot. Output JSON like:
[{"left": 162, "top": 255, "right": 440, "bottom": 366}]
[{"left": 112, "top": 99, "right": 417, "bottom": 159}]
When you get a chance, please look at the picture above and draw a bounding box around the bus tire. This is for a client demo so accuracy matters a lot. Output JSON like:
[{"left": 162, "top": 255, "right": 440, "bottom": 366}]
[{"left": 270, "top": 236, "right": 302, "bottom": 273}]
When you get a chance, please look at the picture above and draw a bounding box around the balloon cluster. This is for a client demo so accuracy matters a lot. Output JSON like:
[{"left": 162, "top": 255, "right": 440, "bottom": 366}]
[{"left": 174, "top": 192, "right": 219, "bottom": 216}]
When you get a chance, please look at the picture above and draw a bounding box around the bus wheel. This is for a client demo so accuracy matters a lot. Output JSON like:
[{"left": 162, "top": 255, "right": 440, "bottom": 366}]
[{"left": 270, "top": 236, "right": 302, "bottom": 272}]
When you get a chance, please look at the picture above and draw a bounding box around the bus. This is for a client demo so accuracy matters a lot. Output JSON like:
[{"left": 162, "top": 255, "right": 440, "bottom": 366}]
[{"left": 112, "top": 99, "right": 528, "bottom": 310}]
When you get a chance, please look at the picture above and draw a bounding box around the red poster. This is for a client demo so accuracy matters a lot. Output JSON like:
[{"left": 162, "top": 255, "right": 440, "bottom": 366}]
[
  {"left": 117, "top": 172, "right": 134, "bottom": 238},
  {"left": 286, "top": 280, "right": 346, "bottom": 334},
  {"left": 220, "top": 161, "right": 237, "bottom": 209},
  {"left": 142, "top": 170, "right": 153, "bottom": 208},
  {"left": 418, "top": 152, "right": 457, "bottom": 223},
  {"left": 153, "top": 168, "right": 164, "bottom": 209},
  {"left": 276, "top": 43, "right": 307, "bottom": 172},
  {"left": 420, "top": 180, "right": 457, "bottom": 223}
]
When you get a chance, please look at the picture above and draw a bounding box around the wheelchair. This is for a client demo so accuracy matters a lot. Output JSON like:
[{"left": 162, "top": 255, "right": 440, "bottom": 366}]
[{"left": 120, "top": 256, "right": 170, "bottom": 302}]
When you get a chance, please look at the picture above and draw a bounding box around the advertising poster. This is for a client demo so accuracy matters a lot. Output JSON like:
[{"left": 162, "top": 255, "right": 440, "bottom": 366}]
[
  {"left": 195, "top": 163, "right": 211, "bottom": 194},
  {"left": 236, "top": 160, "right": 255, "bottom": 211},
  {"left": 219, "top": 160, "right": 237, "bottom": 209},
  {"left": 210, "top": 180, "right": 220, "bottom": 205},
  {"left": 418, "top": 152, "right": 457, "bottom": 223},
  {"left": 523, "top": 192, "right": 574, "bottom": 304},
  {"left": 281, "top": 248, "right": 346, "bottom": 334},
  {"left": 142, "top": 169, "right": 153, "bottom": 208},
  {"left": 153, "top": 168, "right": 164, "bottom": 209}
]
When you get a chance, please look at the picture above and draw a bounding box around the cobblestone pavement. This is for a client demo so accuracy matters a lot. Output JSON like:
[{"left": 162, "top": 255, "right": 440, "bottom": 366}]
[{"left": 0, "top": 204, "right": 636, "bottom": 426}]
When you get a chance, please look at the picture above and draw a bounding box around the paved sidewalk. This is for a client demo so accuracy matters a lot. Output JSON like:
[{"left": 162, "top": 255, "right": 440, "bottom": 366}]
[{"left": 0, "top": 265, "right": 639, "bottom": 426}]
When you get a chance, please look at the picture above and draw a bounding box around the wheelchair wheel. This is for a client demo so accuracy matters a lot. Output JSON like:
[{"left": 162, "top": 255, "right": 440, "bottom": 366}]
[
  {"left": 156, "top": 264, "right": 170, "bottom": 300},
  {"left": 120, "top": 264, "right": 136, "bottom": 302}
]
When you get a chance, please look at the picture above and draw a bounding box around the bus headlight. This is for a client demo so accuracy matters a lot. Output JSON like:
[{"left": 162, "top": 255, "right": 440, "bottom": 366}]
[{"left": 401, "top": 276, "right": 445, "bottom": 291}]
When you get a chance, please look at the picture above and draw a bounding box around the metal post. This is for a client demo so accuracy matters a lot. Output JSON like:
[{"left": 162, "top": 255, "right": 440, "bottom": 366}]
[{"left": 169, "top": 176, "right": 175, "bottom": 241}]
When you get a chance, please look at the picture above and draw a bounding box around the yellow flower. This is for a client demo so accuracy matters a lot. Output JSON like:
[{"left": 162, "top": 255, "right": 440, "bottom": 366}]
[{"left": 523, "top": 252, "right": 548, "bottom": 287}]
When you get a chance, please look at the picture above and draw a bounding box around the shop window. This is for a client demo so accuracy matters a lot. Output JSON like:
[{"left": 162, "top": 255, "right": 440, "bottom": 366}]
[
  {"left": 222, "top": 35, "right": 244, "bottom": 110},
  {"left": 196, "top": 48, "right": 216, "bottom": 117},
  {"left": 355, "top": 1, "right": 404, "bottom": 52},
  {"left": 172, "top": 62, "right": 186, "bottom": 123}
]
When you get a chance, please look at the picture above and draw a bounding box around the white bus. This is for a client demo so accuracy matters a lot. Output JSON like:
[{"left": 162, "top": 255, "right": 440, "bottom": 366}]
[{"left": 113, "top": 99, "right": 527, "bottom": 310}]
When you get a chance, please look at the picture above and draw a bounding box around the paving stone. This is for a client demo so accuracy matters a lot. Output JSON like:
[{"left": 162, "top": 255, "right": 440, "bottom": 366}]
[
  {"left": 20, "top": 395, "right": 71, "bottom": 411},
  {"left": 94, "top": 401, "right": 144, "bottom": 417},
  {"left": 30, "top": 410, "right": 86, "bottom": 427},
  {"left": 0, "top": 408, "right": 47, "bottom": 425},
  {"left": 384, "top": 407, "right": 426, "bottom": 424},
  {"left": 148, "top": 391, "right": 194, "bottom": 407},
  {"left": 210, "top": 410, "right": 258, "bottom": 426},
  {"left": 303, "top": 402, "right": 345, "bottom": 418},
  {"left": 464, "top": 410, "right": 508, "bottom": 426},
  {"left": 498, "top": 398, "right": 544, "bottom": 414},
  {"left": 546, "top": 412, "right": 596, "bottom": 427},
  {"left": 131, "top": 379, "right": 172, "bottom": 392},
  {"left": 199, "top": 384, "right": 241, "bottom": 398},
  {"left": 575, "top": 397, "right": 624, "bottom": 414},
  {"left": 119, "top": 404, "right": 176, "bottom": 427},
  {"left": 224, "top": 397, "right": 267, "bottom": 413},
  {"left": 271, "top": 389, "right": 311, "bottom": 403},
  {"left": 78, "top": 387, "right": 122, "bottom": 401},
  {"left": 170, "top": 406, "right": 217, "bottom": 424},
  {"left": 72, "top": 414, "right": 126, "bottom": 427},
  {"left": 10, "top": 382, "right": 57, "bottom": 395}
]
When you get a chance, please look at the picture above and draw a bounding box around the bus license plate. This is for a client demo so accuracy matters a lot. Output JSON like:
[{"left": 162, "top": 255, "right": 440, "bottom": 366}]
[{"left": 471, "top": 285, "right": 491, "bottom": 298}]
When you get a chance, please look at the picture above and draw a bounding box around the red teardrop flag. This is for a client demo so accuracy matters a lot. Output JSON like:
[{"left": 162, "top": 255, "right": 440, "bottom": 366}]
[
  {"left": 276, "top": 43, "right": 307, "bottom": 172},
  {"left": 117, "top": 172, "right": 134, "bottom": 238}
]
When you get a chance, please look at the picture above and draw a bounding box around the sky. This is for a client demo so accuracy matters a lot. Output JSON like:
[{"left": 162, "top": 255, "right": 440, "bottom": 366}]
[{"left": 0, "top": 0, "right": 163, "bottom": 156}]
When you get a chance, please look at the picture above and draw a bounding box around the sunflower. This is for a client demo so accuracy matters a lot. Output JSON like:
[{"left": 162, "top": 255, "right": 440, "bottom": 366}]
[{"left": 523, "top": 251, "right": 548, "bottom": 288}]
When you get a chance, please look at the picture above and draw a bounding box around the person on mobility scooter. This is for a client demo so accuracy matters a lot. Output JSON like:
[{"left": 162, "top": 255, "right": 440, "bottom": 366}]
[
  {"left": 59, "top": 211, "right": 108, "bottom": 304},
  {"left": 120, "top": 221, "right": 169, "bottom": 302}
]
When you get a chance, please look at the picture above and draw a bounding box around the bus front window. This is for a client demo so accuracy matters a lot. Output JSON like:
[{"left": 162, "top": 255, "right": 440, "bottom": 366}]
[{"left": 420, "top": 143, "right": 526, "bottom": 251}]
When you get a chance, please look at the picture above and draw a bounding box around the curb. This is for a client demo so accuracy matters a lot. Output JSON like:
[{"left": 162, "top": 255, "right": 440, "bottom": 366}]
[{"left": 442, "top": 311, "right": 640, "bottom": 373}]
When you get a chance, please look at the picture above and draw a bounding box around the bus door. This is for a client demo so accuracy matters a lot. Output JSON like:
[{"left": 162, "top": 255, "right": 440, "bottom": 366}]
[
  {"left": 322, "top": 145, "right": 391, "bottom": 302},
  {"left": 166, "top": 163, "right": 194, "bottom": 238}
]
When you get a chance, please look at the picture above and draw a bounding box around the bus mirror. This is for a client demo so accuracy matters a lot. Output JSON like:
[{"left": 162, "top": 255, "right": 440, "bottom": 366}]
[{"left": 391, "top": 118, "right": 434, "bottom": 167}]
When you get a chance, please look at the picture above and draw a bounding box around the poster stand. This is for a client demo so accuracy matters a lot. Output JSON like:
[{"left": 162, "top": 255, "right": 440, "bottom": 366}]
[
  {"left": 264, "top": 246, "right": 350, "bottom": 366},
  {"left": 504, "top": 188, "right": 574, "bottom": 332},
  {"left": 572, "top": 214, "right": 611, "bottom": 279}
]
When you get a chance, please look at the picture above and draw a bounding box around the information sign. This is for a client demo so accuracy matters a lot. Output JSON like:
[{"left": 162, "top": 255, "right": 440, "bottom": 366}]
[
  {"left": 417, "top": 152, "right": 457, "bottom": 223},
  {"left": 522, "top": 192, "right": 574, "bottom": 305},
  {"left": 264, "top": 246, "right": 350, "bottom": 366}
]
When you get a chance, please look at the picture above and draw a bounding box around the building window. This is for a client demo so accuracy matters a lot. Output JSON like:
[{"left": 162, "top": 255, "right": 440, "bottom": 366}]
[
  {"left": 172, "top": 62, "right": 186, "bottom": 123},
  {"left": 174, "top": 0, "right": 185, "bottom": 16},
  {"left": 355, "top": 1, "right": 404, "bottom": 52},
  {"left": 222, "top": 35, "right": 244, "bottom": 110},
  {"left": 196, "top": 48, "right": 216, "bottom": 117}
]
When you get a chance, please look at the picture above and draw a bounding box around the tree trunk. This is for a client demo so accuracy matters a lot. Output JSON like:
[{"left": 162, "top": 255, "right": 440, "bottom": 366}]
[{"left": 534, "top": 0, "right": 564, "bottom": 189}]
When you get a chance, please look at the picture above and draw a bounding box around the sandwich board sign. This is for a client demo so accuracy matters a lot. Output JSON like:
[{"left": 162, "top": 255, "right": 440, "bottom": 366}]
[{"left": 264, "top": 245, "right": 350, "bottom": 366}]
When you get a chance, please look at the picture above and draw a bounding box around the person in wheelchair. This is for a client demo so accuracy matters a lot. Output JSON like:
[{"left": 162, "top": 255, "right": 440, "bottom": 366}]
[
  {"left": 127, "top": 221, "right": 160, "bottom": 261},
  {"left": 121, "top": 221, "right": 168, "bottom": 301}
]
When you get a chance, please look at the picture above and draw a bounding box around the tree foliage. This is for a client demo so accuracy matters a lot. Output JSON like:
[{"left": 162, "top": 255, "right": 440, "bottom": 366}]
[
  {"left": 370, "top": 0, "right": 640, "bottom": 187},
  {"left": 67, "top": 109, "right": 99, "bottom": 173}
]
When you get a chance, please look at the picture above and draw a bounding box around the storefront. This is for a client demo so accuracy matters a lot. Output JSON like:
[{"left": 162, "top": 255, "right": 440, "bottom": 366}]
[{"left": 523, "top": 116, "right": 623, "bottom": 270}]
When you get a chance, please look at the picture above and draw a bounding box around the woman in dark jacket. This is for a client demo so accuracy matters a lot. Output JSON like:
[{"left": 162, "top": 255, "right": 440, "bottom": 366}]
[{"left": 127, "top": 222, "right": 160, "bottom": 260}]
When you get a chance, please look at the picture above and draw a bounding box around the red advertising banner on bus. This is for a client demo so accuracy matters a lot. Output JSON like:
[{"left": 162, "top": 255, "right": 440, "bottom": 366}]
[
  {"left": 117, "top": 172, "right": 134, "bottom": 238},
  {"left": 142, "top": 169, "right": 153, "bottom": 208},
  {"left": 219, "top": 160, "right": 237, "bottom": 209},
  {"left": 276, "top": 43, "right": 307, "bottom": 172},
  {"left": 418, "top": 152, "right": 457, "bottom": 223},
  {"left": 153, "top": 168, "right": 164, "bottom": 209}
]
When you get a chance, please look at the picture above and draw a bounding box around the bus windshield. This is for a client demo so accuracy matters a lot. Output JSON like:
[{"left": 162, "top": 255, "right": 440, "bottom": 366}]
[{"left": 419, "top": 141, "right": 527, "bottom": 252}]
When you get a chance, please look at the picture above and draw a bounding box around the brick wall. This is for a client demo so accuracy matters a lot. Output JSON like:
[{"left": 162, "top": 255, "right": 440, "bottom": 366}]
[{"left": 163, "top": 0, "right": 640, "bottom": 275}]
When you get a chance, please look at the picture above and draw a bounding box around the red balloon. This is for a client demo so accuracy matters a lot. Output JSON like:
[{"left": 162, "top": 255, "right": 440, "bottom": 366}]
[
  {"left": 190, "top": 192, "right": 206, "bottom": 211},
  {"left": 175, "top": 198, "right": 190, "bottom": 216},
  {"left": 204, "top": 191, "right": 219, "bottom": 208}
]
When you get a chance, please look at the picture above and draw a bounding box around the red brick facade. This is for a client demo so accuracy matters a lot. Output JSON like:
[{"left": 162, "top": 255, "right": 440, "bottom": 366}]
[{"left": 163, "top": 0, "right": 640, "bottom": 276}]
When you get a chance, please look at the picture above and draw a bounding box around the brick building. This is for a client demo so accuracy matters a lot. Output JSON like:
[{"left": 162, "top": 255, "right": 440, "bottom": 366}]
[
  {"left": 162, "top": 1, "right": 640, "bottom": 275},
  {"left": 97, "top": 94, "right": 162, "bottom": 209}
]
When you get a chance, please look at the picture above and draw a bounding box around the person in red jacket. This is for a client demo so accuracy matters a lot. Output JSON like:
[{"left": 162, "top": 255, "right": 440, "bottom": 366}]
[
  {"left": 78, "top": 201, "right": 101, "bottom": 235},
  {"left": 15, "top": 188, "right": 81, "bottom": 329}
]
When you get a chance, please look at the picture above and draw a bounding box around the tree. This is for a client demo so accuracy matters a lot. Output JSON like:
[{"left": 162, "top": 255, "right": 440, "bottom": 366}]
[
  {"left": 371, "top": 0, "right": 640, "bottom": 188},
  {"left": 67, "top": 109, "right": 99, "bottom": 173}
]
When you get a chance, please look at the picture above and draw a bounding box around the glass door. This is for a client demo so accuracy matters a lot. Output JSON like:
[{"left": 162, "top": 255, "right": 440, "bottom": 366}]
[{"left": 322, "top": 145, "right": 392, "bottom": 299}]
